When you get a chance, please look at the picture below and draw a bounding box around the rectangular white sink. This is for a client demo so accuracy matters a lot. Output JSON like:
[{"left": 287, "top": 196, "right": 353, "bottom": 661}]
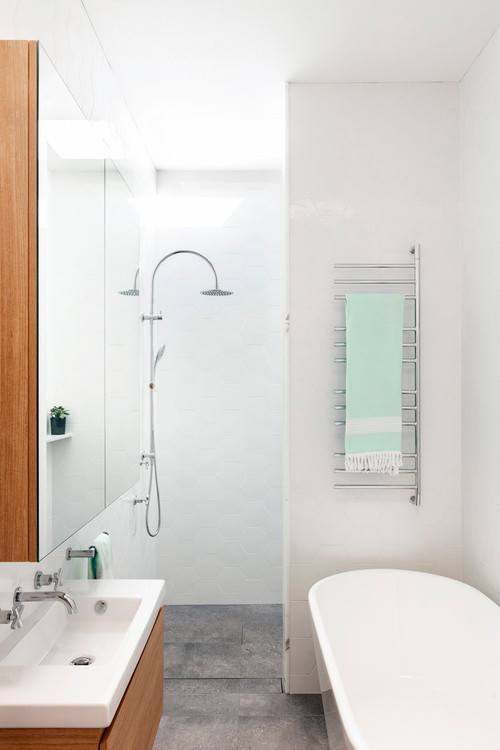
[{"left": 0, "top": 579, "right": 165, "bottom": 728}]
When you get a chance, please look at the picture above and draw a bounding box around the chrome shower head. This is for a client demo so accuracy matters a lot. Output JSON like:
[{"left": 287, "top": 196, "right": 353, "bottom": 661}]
[
  {"left": 119, "top": 268, "right": 139, "bottom": 296},
  {"left": 200, "top": 289, "right": 233, "bottom": 296}
]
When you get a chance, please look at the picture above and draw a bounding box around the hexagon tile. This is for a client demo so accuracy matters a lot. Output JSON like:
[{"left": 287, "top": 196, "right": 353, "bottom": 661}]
[{"left": 152, "top": 173, "right": 284, "bottom": 606}]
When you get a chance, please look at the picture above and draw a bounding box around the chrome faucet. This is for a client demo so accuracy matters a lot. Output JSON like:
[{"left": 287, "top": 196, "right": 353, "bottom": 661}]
[{"left": 14, "top": 587, "right": 78, "bottom": 615}]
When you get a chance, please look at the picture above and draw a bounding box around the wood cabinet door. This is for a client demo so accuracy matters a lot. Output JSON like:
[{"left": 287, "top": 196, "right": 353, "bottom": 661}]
[
  {"left": 0, "top": 39, "right": 38, "bottom": 562},
  {"left": 100, "top": 608, "right": 164, "bottom": 750}
]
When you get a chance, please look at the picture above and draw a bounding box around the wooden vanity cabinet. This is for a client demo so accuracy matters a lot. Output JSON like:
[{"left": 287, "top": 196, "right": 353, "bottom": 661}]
[
  {"left": 0, "top": 608, "right": 164, "bottom": 750},
  {"left": 0, "top": 40, "right": 38, "bottom": 562}
]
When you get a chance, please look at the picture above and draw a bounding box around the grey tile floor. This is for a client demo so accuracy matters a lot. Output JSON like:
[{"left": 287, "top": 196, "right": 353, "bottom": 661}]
[{"left": 153, "top": 604, "right": 329, "bottom": 750}]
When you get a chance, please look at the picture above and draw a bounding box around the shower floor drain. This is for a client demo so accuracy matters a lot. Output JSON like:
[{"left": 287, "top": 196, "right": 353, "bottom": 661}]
[{"left": 70, "top": 656, "right": 94, "bottom": 666}]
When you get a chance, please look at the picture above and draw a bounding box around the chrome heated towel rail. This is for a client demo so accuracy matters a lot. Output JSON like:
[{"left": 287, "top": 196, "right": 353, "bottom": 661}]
[{"left": 333, "top": 245, "right": 421, "bottom": 506}]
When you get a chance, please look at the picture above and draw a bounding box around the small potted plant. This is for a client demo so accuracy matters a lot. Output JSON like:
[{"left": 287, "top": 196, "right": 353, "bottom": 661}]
[{"left": 49, "top": 406, "right": 69, "bottom": 435}]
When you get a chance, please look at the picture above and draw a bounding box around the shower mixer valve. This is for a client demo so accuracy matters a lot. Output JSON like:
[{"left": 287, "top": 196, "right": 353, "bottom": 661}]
[
  {"left": 141, "top": 312, "right": 163, "bottom": 321},
  {"left": 140, "top": 451, "right": 155, "bottom": 468},
  {"left": 132, "top": 495, "right": 149, "bottom": 506}
]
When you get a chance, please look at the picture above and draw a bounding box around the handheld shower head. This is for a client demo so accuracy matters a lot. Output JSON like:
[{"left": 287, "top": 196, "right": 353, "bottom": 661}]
[{"left": 154, "top": 344, "right": 166, "bottom": 377}]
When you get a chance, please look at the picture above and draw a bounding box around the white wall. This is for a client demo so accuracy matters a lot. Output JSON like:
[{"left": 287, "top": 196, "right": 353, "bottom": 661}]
[
  {"left": 287, "top": 82, "right": 461, "bottom": 692},
  {"left": 0, "top": 488, "right": 155, "bottom": 618},
  {"left": 461, "top": 28, "right": 500, "bottom": 601},
  {"left": 0, "top": 0, "right": 157, "bottom": 575},
  {"left": 149, "top": 171, "right": 284, "bottom": 605}
]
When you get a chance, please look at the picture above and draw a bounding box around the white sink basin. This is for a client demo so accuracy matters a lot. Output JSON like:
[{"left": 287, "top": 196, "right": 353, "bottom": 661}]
[{"left": 0, "top": 579, "right": 165, "bottom": 728}]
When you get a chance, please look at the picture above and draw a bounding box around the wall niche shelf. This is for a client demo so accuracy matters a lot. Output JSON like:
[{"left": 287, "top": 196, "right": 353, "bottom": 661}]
[{"left": 46, "top": 433, "right": 72, "bottom": 443}]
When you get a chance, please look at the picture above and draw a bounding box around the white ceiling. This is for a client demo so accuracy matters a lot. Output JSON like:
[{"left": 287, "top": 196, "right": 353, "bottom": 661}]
[{"left": 83, "top": 0, "right": 500, "bottom": 170}]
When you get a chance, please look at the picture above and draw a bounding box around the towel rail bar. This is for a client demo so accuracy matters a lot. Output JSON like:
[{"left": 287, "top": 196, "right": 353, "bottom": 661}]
[
  {"left": 335, "top": 469, "right": 416, "bottom": 474},
  {"left": 334, "top": 326, "right": 416, "bottom": 332},
  {"left": 334, "top": 389, "right": 416, "bottom": 394},
  {"left": 335, "top": 294, "right": 416, "bottom": 300},
  {"left": 334, "top": 420, "right": 416, "bottom": 426},
  {"left": 334, "top": 263, "right": 414, "bottom": 269},
  {"left": 333, "top": 357, "right": 417, "bottom": 364},
  {"left": 334, "top": 484, "right": 417, "bottom": 490},
  {"left": 333, "top": 244, "right": 421, "bottom": 506},
  {"left": 334, "top": 452, "right": 417, "bottom": 457},
  {"left": 334, "top": 405, "right": 416, "bottom": 411},
  {"left": 334, "top": 342, "right": 415, "bottom": 347},
  {"left": 334, "top": 279, "right": 415, "bottom": 285}
]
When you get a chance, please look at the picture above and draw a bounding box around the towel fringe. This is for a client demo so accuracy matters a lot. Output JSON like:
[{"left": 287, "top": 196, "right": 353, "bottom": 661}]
[{"left": 345, "top": 451, "right": 403, "bottom": 476}]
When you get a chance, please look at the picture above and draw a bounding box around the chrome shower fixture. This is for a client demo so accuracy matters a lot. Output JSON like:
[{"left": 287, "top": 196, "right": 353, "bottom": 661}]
[
  {"left": 142, "top": 249, "right": 233, "bottom": 539},
  {"left": 201, "top": 288, "right": 233, "bottom": 296},
  {"left": 118, "top": 268, "right": 139, "bottom": 296}
]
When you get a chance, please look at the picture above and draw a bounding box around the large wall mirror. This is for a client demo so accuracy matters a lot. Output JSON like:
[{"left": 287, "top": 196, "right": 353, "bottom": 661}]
[{"left": 37, "top": 45, "right": 140, "bottom": 559}]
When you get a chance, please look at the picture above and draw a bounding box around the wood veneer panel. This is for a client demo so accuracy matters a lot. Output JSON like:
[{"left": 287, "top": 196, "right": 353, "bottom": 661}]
[
  {"left": 0, "top": 41, "right": 30, "bottom": 560},
  {"left": 0, "top": 727, "right": 104, "bottom": 749},
  {"left": 27, "top": 40, "right": 38, "bottom": 561},
  {"left": 100, "top": 608, "right": 164, "bottom": 750}
]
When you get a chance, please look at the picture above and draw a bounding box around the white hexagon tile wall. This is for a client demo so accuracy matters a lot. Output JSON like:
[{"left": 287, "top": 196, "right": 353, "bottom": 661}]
[
  {"left": 149, "top": 172, "right": 284, "bottom": 605},
  {"left": 287, "top": 83, "right": 462, "bottom": 692}
]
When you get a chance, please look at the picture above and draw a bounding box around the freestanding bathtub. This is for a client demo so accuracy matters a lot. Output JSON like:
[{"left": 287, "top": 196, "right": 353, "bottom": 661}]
[{"left": 309, "top": 569, "right": 500, "bottom": 750}]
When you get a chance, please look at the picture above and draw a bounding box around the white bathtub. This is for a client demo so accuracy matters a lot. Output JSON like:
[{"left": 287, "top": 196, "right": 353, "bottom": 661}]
[{"left": 309, "top": 569, "right": 500, "bottom": 750}]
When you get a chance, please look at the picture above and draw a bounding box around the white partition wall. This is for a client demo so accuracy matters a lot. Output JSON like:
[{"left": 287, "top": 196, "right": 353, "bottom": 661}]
[
  {"left": 286, "top": 82, "right": 461, "bottom": 692},
  {"left": 152, "top": 171, "right": 284, "bottom": 605}
]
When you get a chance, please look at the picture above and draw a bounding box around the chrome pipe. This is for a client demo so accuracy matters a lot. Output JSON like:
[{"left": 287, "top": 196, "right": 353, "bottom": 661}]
[
  {"left": 66, "top": 547, "right": 95, "bottom": 560},
  {"left": 334, "top": 326, "right": 416, "bottom": 331},
  {"left": 334, "top": 389, "right": 416, "bottom": 394},
  {"left": 334, "top": 468, "right": 416, "bottom": 474},
  {"left": 333, "top": 484, "right": 418, "bottom": 490},
  {"left": 334, "top": 452, "right": 417, "bottom": 457},
  {"left": 334, "top": 263, "right": 415, "bottom": 268},
  {"left": 335, "top": 294, "right": 415, "bottom": 300},
  {"left": 333, "top": 357, "right": 417, "bottom": 364},
  {"left": 412, "top": 243, "right": 421, "bottom": 506},
  {"left": 334, "top": 421, "right": 416, "bottom": 426},
  {"left": 334, "top": 279, "right": 416, "bottom": 285},
  {"left": 333, "top": 405, "right": 416, "bottom": 411},
  {"left": 334, "top": 342, "right": 415, "bottom": 347}
]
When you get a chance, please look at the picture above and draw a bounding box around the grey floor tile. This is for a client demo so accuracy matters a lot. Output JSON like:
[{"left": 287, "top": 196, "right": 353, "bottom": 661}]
[
  {"left": 164, "top": 693, "right": 240, "bottom": 717},
  {"left": 163, "top": 677, "right": 284, "bottom": 694},
  {"left": 164, "top": 678, "right": 242, "bottom": 694},
  {"left": 164, "top": 642, "right": 242, "bottom": 678},
  {"left": 243, "top": 604, "right": 283, "bottom": 629},
  {"left": 239, "top": 693, "right": 324, "bottom": 717},
  {"left": 242, "top": 604, "right": 283, "bottom": 647},
  {"left": 153, "top": 715, "right": 238, "bottom": 750},
  {"left": 239, "top": 678, "right": 283, "bottom": 694},
  {"left": 237, "top": 715, "right": 329, "bottom": 750},
  {"left": 240, "top": 640, "right": 283, "bottom": 678},
  {"left": 164, "top": 605, "right": 243, "bottom": 643}
]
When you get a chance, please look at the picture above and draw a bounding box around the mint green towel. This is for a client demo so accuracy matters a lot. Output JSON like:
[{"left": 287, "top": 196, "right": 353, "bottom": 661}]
[
  {"left": 88, "top": 532, "right": 114, "bottom": 579},
  {"left": 345, "top": 294, "right": 404, "bottom": 474}
]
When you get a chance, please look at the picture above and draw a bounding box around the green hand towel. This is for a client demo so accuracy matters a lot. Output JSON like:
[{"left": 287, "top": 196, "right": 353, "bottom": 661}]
[
  {"left": 345, "top": 294, "right": 404, "bottom": 475},
  {"left": 88, "top": 532, "right": 113, "bottom": 579}
]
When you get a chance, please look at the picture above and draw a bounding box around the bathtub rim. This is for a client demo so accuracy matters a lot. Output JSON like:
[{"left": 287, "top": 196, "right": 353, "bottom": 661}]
[{"left": 308, "top": 568, "right": 491, "bottom": 750}]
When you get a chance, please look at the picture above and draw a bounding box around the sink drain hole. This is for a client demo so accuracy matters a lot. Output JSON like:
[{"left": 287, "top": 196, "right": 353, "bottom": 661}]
[{"left": 70, "top": 656, "right": 94, "bottom": 666}]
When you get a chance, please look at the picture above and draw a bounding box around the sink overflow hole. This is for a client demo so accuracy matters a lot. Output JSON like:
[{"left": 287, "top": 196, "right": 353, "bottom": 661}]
[
  {"left": 94, "top": 600, "right": 107, "bottom": 614},
  {"left": 70, "top": 656, "right": 94, "bottom": 666}
]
